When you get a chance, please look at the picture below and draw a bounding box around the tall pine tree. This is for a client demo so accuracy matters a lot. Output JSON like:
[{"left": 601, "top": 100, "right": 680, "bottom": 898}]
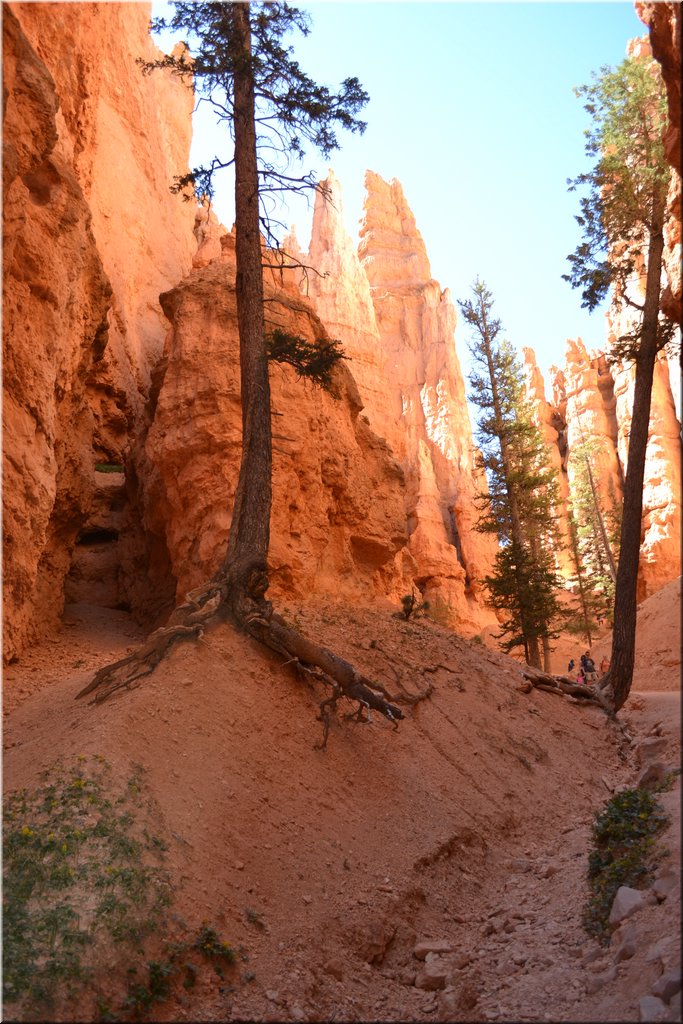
[
  {"left": 459, "top": 281, "right": 564, "bottom": 670},
  {"left": 564, "top": 53, "right": 675, "bottom": 711}
]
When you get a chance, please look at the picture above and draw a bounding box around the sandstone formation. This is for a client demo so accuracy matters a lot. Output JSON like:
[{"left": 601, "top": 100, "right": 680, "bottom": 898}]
[
  {"left": 143, "top": 234, "right": 409, "bottom": 607},
  {"left": 304, "top": 171, "right": 498, "bottom": 634},
  {"left": 547, "top": 335, "right": 681, "bottom": 602},
  {"left": 520, "top": 348, "right": 572, "bottom": 576},
  {"left": 3, "top": 2, "right": 196, "bottom": 660}
]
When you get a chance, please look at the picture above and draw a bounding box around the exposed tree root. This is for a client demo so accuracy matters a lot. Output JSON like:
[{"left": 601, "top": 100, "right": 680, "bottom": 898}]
[
  {"left": 518, "top": 665, "right": 615, "bottom": 716},
  {"left": 76, "top": 564, "right": 434, "bottom": 747}
]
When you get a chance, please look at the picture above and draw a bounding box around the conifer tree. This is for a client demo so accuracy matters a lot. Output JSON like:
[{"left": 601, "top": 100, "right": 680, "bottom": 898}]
[
  {"left": 79, "top": 2, "right": 416, "bottom": 736},
  {"left": 564, "top": 53, "right": 674, "bottom": 711},
  {"left": 459, "top": 280, "right": 564, "bottom": 669}
]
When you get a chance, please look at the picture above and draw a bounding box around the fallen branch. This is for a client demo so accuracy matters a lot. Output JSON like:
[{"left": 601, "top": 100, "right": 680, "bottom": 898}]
[{"left": 518, "top": 665, "right": 613, "bottom": 714}]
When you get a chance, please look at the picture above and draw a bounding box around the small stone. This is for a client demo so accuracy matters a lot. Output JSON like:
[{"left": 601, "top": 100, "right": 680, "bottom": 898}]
[
  {"left": 652, "top": 869, "right": 678, "bottom": 901},
  {"left": 235, "top": 860, "right": 245, "bottom": 870},
  {"left": 614, "top": 925, "right": 637, "bottom": 962},
  {"left": 638, "top": 995, "right": 669, "bottom": 1021},
  {"left": 651, "top": 969, "right": 681, "bottom": 1003},
  {"left": 668, "top": 991, "right": 681, "bottom": 1017},
  {"left": 414, "top": 939, "right": 454, "bottom": 961},
  {"left": 585, "top": 966, "right": 617, "bottom": 994},
  {"left": 452, "top": 953, "right": 471, "bottom": 969},
  {"left": 265, "top": 990, "right": 280, "bottom": 1004},
  {"left": 415, "top": 960, "right": 449, "bottom": 991},
  {"left": 302, "top": 894, "right": 312, "bottom": 905},
  {"left": 289, "top": 1005, "right": 306, "bottom": 1022},
  {"left": 637, "top": 762, "right": 668, "bottom": 790},
  {"left": 608, "top": 885, "right": 647, "bottom": 927},
  {"left": 635, "top": 736, "right": 668, "bottom": 764},
  {"left": 323, "top": 959, "right": 343, "bottom": 982},
  {"left": 540, "top": 863, "right": 558, "bottom": 878}
]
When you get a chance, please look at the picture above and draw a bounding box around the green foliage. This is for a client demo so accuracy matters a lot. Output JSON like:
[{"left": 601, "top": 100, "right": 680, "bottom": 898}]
[
  {"left": 564, "top": 55, "right": 674, "bottom": 356},
  {"left": 266, "top": 329, "right": 346, "bottom": 392},
  {"left": 142, "top": 2, "right": 368, "bottom": 251},
  {"left": 583, "top": 787, "right": 669, "bottom": 940},
  {"left": 399, "top": 588, "right": 429, "bottom": 621},
  {"left": 3, "top": 758, "right": 170, "bottom": 1014},
  {"left": 3, "top": 758, "right": 240, "bottom": 1020},
  {"left": 95, "top": 463, "right": 124, "bottom": 473},
  {"left": 458, "top": 280, "right": 564, "bottom": 663}
]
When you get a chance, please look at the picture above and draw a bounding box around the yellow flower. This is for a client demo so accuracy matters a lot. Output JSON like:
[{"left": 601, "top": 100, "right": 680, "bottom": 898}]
[
  {"left": 61, "top": 842, "right": 68, "bottom": 853},
  {"left": 21, "top": 826, "right": 33, "bottom": 837}
]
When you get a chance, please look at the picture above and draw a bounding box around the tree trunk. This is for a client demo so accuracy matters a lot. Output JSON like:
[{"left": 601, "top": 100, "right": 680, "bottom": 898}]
[
  {"left": 603, "top": 196, "right": 666, "bottom": 712},
  {"left": 219, "top": 2, "right": 273, "bottom": 612}
]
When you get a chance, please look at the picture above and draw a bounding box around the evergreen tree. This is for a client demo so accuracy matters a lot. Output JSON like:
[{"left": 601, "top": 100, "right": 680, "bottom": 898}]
[
  {"left": 80, "top": 3, "right": 408, "bottom": 733},
  {"left": 564, "top": 53, "right": 675, "bottom": 711},
  {"left": 459, "top": 280, "right": 564, "bottom": 669}
]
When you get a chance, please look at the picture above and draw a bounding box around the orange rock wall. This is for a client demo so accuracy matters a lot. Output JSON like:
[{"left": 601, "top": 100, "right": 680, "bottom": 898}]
[
  {"left": 304, "top": 171, "right": 498, "bottom": 634},
  {"left": 2, "top": 2, "right": 196, "bottom": 660},
  {"left": 143, "top": 238, "right": 409, "bottom": 607}
]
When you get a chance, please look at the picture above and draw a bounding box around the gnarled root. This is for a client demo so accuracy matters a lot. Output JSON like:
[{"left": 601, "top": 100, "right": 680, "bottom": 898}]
[
  {"left": 245, "top": 612, "right": 405, "bottom": 749},
  {"left": 518, "top": 666, "right": 614, "bottom": 716},
  {"left": 76, "top": 563, "right": 418, "bottom": 750},
  {"left": 75, "top": 580, "right": 227, "bottom": 703}
]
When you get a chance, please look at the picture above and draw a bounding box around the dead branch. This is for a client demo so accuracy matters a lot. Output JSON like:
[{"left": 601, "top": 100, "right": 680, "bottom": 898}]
[{"left": 518, "top": 665, "right": 614, "bottom": 715}]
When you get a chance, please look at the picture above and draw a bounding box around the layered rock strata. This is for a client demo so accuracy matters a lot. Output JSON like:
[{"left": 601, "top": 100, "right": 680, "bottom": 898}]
[
  {"left": 304, "top": 171, "right": 498, "bottom": 633},
  {"left": 3, "top": 2, "right": 196, "bottom": 660}
]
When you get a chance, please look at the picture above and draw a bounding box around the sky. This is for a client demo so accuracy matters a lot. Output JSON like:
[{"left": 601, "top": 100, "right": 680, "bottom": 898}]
[{"left": 152, "top": 1, "right": 647, "bottom": 390}]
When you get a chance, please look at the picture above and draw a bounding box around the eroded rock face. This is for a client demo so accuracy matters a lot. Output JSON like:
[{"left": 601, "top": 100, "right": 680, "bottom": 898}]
[
  {"left": 305, "top": 171, "right": 497, "bottom": 634},
  {"left": 548, "top": 335, "right": 681, "bottom": 602},
  {"left": 143, "top": 236, "right": 409, "bottom": 607},
  {"left": 3, "top": 2, "right": 196, "bottom": 660}
]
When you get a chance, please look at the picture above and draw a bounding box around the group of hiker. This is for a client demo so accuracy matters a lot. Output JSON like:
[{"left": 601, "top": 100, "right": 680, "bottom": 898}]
[{"left": 567, "top": 651, "right": 609, "bottom": 685}]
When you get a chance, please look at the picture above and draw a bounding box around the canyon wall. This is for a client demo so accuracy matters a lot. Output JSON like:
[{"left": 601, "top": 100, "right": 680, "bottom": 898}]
[
  {"left": 303, "top": 172, "right": 498, "bottom": 633},
  {"left": 2, "top": 2, "right": 197, "bottom": 660},
  {"left": 3, "top": 4, "right": 680, "bottom": 666},
  {"left": 142, "top": 235, "right": 409, "bottom": 607}
]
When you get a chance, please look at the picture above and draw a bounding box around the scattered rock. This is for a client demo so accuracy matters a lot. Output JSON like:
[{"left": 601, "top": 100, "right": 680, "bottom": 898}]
[
  {"left": 651, "top": 969, "right": 681, "bottom": 1003},
  {"left": 585, "top": 966, "right": 617, "bottom": 994},
  {"left": 608, "top": 885, "right": 648, "bottom": 927},
  {"left": 637, "top": 761, "right": 668, "bottom": 790},
  {"left": 322, "top": 959, "right": 343, "bottom": 982},
  {"left": 614, "top": 924, "right": 637, "bottom": 962},
  {"left": 635, "top": 736, "right": 668, "bottom": 765},
  {"left": 414, "top": 939, "right": 454, "bottom": 961},
  {"left": 638, "top": 994, "right": 669, "bottom": 1021},
  {"left": 652, "top": 868, "right": 678, "bottom": 901},
  {"left": 415, "top": 959, "right": 449, "bottom": 992},
  {"left": 359, "top": 920, "right": 396, "bottom": 965}
]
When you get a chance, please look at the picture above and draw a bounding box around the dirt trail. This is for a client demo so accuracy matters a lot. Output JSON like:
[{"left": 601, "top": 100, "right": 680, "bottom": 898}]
[{"left": 2, "top": 593, "right": 680, "bottom": 1023}]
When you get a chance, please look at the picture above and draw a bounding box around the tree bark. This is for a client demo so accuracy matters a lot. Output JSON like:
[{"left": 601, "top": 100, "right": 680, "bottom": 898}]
[
  {"left": 219, "top": 2, "right": 272, "bottom": 609},
  {"left": 603, "top": 194, "right": 666, "bottom": 712}
]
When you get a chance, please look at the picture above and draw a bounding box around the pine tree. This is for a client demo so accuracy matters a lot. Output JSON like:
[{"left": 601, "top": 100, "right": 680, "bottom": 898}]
[
  {"left": 564, "top": 53, "right": 675, "bottom": 711},
  {"left": 459, "top": 280, "right": 564, "bottom": 669},
  {"left": 79, "top": 3, "right": 412, "bottom": 735}
]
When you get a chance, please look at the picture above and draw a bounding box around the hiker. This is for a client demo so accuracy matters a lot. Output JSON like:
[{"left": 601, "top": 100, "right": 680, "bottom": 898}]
[
  {"left": 577, "top": 668, "right": 586, "bottom": 684},
  {"left": 568, "top": 658, "right": 575, "bottom": 674},
  {"left": 600, "top": 656, "right": 609, "bottom": 674},
  {"left": 580, "top": 652, "right": 589, "bottom": 673},
  {"left": 585, "top": 655, "right": 597, "bottom": 683}
]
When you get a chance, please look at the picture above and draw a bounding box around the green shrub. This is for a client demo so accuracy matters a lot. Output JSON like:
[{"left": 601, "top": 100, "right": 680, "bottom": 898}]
[{"left": 583, "top": 786, "right": 669, "bottom": 941}]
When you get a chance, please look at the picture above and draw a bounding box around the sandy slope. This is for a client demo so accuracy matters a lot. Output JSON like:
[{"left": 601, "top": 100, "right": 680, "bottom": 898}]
[{"left": 2, "top": 595, "right": 680, "bottom": 1022}]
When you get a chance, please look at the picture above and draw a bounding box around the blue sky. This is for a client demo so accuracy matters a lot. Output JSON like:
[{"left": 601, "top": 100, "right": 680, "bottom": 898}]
[{"left": 152, "top": 1, "right": 647, "bottom": 388}]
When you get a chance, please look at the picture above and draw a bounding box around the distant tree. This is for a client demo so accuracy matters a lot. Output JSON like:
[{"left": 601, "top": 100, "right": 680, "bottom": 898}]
[
  {"left": 79, "top": 2, "right": 417, "bottom": 739},
  {"left": 564, "top": 54, "right": 675, "bottom": 711},
  {"left": 459, "top": 280, "right": 564, "bottom": 670}
]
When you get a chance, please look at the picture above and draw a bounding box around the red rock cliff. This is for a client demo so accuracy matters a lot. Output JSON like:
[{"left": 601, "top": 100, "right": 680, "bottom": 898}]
[{"left": 2, "top": 2, "right": 196, "bottom": 660}]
